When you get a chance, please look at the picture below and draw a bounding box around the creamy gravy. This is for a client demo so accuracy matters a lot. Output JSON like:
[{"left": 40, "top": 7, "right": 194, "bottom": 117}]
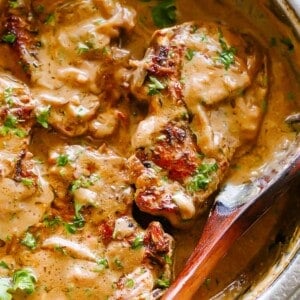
[{"left": 0, "top": 0, "right": 299, "bottom": 299}]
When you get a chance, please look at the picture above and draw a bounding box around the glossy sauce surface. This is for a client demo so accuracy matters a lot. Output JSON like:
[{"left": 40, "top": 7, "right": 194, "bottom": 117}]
[{"left": 0, "top": 0, "right": 299, "bottom": 299}]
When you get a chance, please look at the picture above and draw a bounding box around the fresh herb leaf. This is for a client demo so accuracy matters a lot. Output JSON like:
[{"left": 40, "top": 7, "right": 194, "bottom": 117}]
[
  {"left": 94, "top": 258, "right": 109, "bottom": 271},
  {"left": 43, "top": 215, "right": 61, "bottom": 227},
  {"left": 204, "top": 277, "right": 211, "bottom": 289},
  {"left": 0, "top": 126, "right": 9, "bottom": 136},
  {"left": 21, "top": 178, "right": 34, "bottom": 187},
  {"left": 148, "top": 76, "right": 166, "bottom": 95},
  {"left": 185, "top": 48, "right": 195, "bottom": 61},
  {"left": 155, "top": 276, "right": 170, "bottom": 288},
  {"left": 131, "top": 235, "right": 144, "bottom": 250},
  {"left": 164, "top": 254, "right": 172, "bottom": 264},
  {"left": 21, "top": 232, "right": 37, "bottom": 249},
  {"left": 12, "top": 268, "right": 37, "bottom": 294},
  {"left": 152, "top": 0, "right": 177, "bottom": 28},
  {"left": 218, "top": 30, "right": 236, "bottom": 70},
  {"left": 0, "top": 277, "right": 12, "bottom": 300},
  {"left": 36, "top": 106, "right": 50, "bottom": 128},
  {"left": 2, "top": 33, "right": 16, "bottom": 44},
  {"left": 0, "top": 261, "right": 9, "bottom": 269},
  {"left": 45, "top": 13, "right": 55, "bottom": 25},
  {"left": 56, "top": 154, "right": 69, "bottom": 166},
  {"left": 14, "top": 128, "right": 27, "bottom": 138},
  {"left": 3, "top": 87, "right": 14, "bottom": 106},
  {"left": 64, "top": 222, "right": 77, "bottom": 234},
  {"left": 76, "top": 42, "right": 93, "bottom": 55},
  {"left": 9, "top": 0, "right": 19, "bottom": 8},
  {"left": 4, "top": 115, "right": 18, "bottom": 128},
  {"left": 125, "top": 278, "right": 134, "bottom": 288},
  {"left": 188, "top": 162, "right": 218, "bottom": 192},
  {"left": 70, "top": 174, "right": 99, "bottom": 192},
  {"left": 114, "top": 258, "right": 123, "bottom": 269}
]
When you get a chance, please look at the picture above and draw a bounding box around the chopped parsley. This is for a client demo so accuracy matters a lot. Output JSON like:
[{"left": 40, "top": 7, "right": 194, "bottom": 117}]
[
  {"left": 155, "top": 276, "right": 170, "bottom": 288},
  {"left": 0, "top": 261, "right": 9, "bottom": 269},
  {"left": 0, "top": 114, "right": 27, "bottom": 138},
  {"left": 152, "top": 0, "right": 177, "bottom": 28},
  {"left": 95, "top": 258, "right": 109, "bottom": 271},
  {"left": 36, "top": 106, "right": 50, "bottom": 128},
  {"left": 56, "top": 154, "right": 69, "bottom": 167},
  {"left": 43, "top": 215, "right": 61, "bottom": 228},
  {"left": 70, "top": 174, "right": 99, "bottom": 192},
  {"left": 9, "top": 0, "right": 19, "bottom": 8},
  {"left": 64, "top": 202, "right": 85, "bottom": 234},
  {"left": 4, "top": 115, "right": 18, "bottom": 128},
  {"left": 77, "top": 42, "right": 94, "bottom": 55},
  {"left": 45, "top": 13, "right": 55, "bottom": 25},
  {"left": 64, "top": 223, "right": 77, "bottom": 234},
  {"left": 125, "top": 278, "right": 135, "bottom": 289},
  {"left": 2, "top": 33, "right": 16, "bottom": 44},
  {"left": 185, "top": 48, "right": 195, "bottom": 61},
  {"left": 3, "top": 87, "right": 14, "bottom": 107},
  {"left": 188, "top": 162, "right": 218, "bottom": 192},
  {"left": 148, "top": 76, "right": 166, "bottom": 95},
  {"left": 21, "top": 178, "right": 34, "bottom": 187},
  {"left": 164, "top": 254, "right": 172, "bottom": 264},
  {"left": 218, "top": 30, "right": 236, "bottom": 70},
  {"left": 114, "top": 258, "right": 123, "bottom": 269},
  {"left": 131, "top": 235, "right": 144, "bottom": 250},
  {"left": 21, "top": 232, "right": 37, "bottom": 249},
  {"left": 12, "top": 269, "right": 37, "bottom": 294}
]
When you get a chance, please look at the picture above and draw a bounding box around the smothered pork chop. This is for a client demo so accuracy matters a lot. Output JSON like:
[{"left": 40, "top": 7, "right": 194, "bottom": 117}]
[
  {"left": 129, "top": 22, "right": 267, "bottom": 226},
  {"left": 0, "top": 1, "right": 268, "bottom": 299}
]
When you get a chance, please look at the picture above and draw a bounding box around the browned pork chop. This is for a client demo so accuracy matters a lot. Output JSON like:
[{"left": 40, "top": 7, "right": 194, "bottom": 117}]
[
  {"left": 0, "top": 145, "right": 173, "bottom": 299},
  {"left": 0, "top": 73, "right": 54, "bottom": 240},
  {"left": 1, "top": 0, "right": 136, "bottom": 137},
  {"left": 129, "top": 22, "right": 268, "bottom": 227}
]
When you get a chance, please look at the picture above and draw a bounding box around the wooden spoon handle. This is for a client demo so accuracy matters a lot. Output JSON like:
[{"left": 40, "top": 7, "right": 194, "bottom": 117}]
[{"left": 163, "top": 147, "right": 300, "bottom": 300}]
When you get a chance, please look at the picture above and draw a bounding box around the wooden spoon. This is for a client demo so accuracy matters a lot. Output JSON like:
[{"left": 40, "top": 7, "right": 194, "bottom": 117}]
[{"left": 163, "top": 138, "right": 300, "bottom": 300}]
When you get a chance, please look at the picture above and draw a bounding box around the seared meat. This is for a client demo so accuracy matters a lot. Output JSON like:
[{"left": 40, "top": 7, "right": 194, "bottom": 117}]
[
  {"left": 0, "top": 72, "right": 54, "bottom": 240},
  {"left": 129, "top": 22, "right": 268, "bottom": 226},
  {"left": 1, "top": 145, "right": 173, "bottom": 299},
  {"left": 2, "top": 0, "right": 136, "bottom": 137}
]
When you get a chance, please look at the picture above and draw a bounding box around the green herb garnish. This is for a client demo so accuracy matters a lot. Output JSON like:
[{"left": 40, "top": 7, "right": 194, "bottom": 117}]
[
  {"left": 185, "top": 48, "right": 195, "bottom": 61},
  {"left": 0, "top": 261, "right": 9, "bottom": 269},
  {"left": 56, "top": 154, "right": 69, "bottom": 167},
  {"left": 2, "top": 33, "right": 16, "bottom": 44},
  {"left": 21, "top": 232, "right": 37, "bottom": 249},
  {"left": 21, "top": 178, "right": 34, "bottom": 187},
  {"left": 152, "top": 0, "right": 177, "bottom": 28},
  {"left": 9, "top": 0, "right": 19, "bottom": 8},
  {"left": 36, "top": 106, "right": 50, "bottom": 128},
  {"left": 125, "top": 278, "right": 135, "bottom": 288},
  {"left": 114, "top": 258, "right": 123, "bottom": 269},
  {"left": 12, "top": 268, "right": 37, "bottom": 294},
  {"left": 70, "top": 174, "right": 99, "bottom": 192},
  {"left": 45, "top": 13, "right": 55, "bottom": 25},
  {"left": 131, "top": 235, "right": 144, "bottom": 250},
  {"left": 3, "top": 88, "right": 14, "bottom": 106},
  {"left": 188, "top": 162, "right": 218, "bottom": 192},
  {"left": 43, "top": 215, "right": 61, "bottom": 228},
  {"left": 94, "top": 258, "right": 109, "bottom": 271},
  {"left": 155, "top": 276, "right": 170, "bottom": 288},
  {"left": 148, "top": 76, "right": 166, "bottom": 95},
  {"left": 218, "top": 30, "right": 236, "bottom": 70}
]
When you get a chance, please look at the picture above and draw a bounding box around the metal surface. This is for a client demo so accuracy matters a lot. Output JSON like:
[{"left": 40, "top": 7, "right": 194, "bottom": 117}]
[{"left": 251, "top": 2, "right": 300, "bottom": 298}]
